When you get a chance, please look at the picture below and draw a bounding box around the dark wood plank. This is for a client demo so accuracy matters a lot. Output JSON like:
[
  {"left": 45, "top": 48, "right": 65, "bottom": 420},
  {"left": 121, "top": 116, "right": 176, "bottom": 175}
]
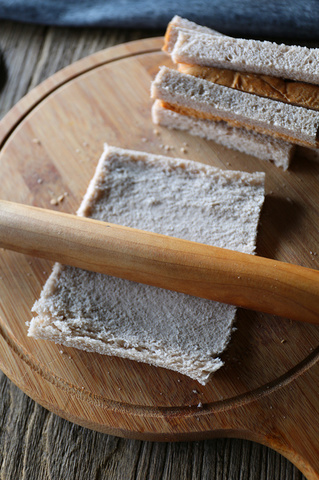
[{"left": 0, "top": 20, "right": 307, "bottom": 480}]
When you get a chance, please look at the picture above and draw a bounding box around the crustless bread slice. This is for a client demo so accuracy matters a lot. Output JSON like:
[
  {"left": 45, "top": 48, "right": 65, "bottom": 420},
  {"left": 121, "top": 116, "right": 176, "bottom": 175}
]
[
  {"left": 172, "top": 30, "right": 319, "bottom": 85},
  {"left": 152, "top": 100, "right": 295, "bottom": 170},
  {"left": 29, "top": 145, "right": 265, "bottom": 385},
  {"left": 151, "top": 66, "right": 319, "bottom": 148}
]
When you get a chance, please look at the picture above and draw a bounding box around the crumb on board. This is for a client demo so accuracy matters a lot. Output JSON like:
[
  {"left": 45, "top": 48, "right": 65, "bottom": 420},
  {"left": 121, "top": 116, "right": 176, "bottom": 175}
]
[
  {"left": 32, "top": 138, "right": 41, "bottom": 145},
  {"left": 164, "top": 144, "right": 174, "bottom": 152},
  {"left": 50, "top": 192, "right": 68, "bottom": 206}
]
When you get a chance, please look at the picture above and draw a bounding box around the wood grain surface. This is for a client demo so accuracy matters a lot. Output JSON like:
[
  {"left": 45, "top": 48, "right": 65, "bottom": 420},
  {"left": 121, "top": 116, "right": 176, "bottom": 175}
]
[{"left": 0, "top": 20, "right": 317, "bottom": 480}]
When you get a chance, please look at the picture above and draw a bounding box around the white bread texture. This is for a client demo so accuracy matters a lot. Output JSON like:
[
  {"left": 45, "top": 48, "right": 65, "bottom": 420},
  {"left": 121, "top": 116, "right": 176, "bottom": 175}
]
[
  {"left": 29, "top": 145, "right": 265, "bottom": 385},
  {"left": 152, "top": 100, "right": 295, "bottom": 170},
  {"left": 151, "top": 66, "right": 319, "bottom": 148},
  {"left": 172, "top": 30, "right": 319, "bottom": 85},
  {"left": 163, "top": 15, "right": 222, "bottom": 53}
]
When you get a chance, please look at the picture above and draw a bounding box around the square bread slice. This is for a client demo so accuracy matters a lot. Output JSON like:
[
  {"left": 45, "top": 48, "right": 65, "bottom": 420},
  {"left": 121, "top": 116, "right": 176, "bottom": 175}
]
[{"left": 29, "top": 145, "right": 265, "bottom": 385}]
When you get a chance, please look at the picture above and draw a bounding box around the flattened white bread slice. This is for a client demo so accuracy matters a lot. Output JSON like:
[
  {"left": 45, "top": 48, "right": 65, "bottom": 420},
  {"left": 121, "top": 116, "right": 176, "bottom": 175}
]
[
  {"left": 29, "top": 145, "right": 265, "bottom": 385},
  {"left": 163, "top": 15, "right": 221, "bottom": 53},
  {"left": 172, "top": 30, "right": 319, "bottom": 85},
  {"left": 151, "top": 66, "right": 319, "bottom": 148},
  {"left": 152, "top": 100, "right": 295, "bottom": 169}
]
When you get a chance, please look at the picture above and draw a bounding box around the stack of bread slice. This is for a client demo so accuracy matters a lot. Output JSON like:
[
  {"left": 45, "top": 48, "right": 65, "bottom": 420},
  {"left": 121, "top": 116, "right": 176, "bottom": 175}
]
[{"left": 151, "top": 16, "right": 319, "bottom": 169}]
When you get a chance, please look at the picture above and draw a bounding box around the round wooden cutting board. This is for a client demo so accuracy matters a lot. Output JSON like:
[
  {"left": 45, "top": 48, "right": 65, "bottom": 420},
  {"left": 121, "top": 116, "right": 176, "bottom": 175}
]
[{"left": 0, "top": 37, "right": 318, "bottom": 479}]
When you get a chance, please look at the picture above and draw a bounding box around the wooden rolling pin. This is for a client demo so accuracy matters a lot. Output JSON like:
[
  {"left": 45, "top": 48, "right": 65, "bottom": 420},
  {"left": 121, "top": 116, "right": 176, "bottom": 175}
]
[{"left": 0, "top": 199, "right": 318, "bottom": 324}]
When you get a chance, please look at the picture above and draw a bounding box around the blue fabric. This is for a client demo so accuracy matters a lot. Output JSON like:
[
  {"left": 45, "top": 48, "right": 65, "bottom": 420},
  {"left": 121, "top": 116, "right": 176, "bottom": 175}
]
[{"left": 0, "top": 0, "right": 319, "bottom": 40}]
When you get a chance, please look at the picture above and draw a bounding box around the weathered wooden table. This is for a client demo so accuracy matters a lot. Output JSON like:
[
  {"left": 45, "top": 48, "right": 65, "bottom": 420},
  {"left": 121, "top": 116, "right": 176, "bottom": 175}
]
[{"left": 0, "top": 20, "right": 309, "bottom": 480}]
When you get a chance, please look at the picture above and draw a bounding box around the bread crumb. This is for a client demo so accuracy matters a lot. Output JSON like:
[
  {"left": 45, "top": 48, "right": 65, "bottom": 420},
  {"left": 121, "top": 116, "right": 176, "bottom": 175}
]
[
  {"left": 50, "top": 192, "right": 68, "bottom": 205},
  {"left": 141, "top": 137, "right": 148, "bottom": 143},
  {"left": 192, "top": 389, "right": 199, "bottom": 394},
  {"left": 82, "top": 141, "right": 88, "bottom": 147},
  {"left": 153, "top": 128, "right": 160, "bottom": 135},
  {"left": 75, "top": 148, "right": 81, "bottom": 153},
  {"left": 197, "top": 402, "right": 203, "bottom": 408},
  {"left": 37, "top": 178, "right": 43, "bottom": 184},
  {"left": 32, "top": 138, "right": 41, "bottom": 145},
  {"left": 280, "top": 339, "right": 286, "bottom": 344},
  {"left": 180, "top": 147, "right": 188, "bottom": 154}
]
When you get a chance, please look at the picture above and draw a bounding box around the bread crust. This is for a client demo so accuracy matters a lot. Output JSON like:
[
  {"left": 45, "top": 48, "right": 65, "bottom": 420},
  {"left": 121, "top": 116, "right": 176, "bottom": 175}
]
[
  {"left": 178, "top": 63, "right": 319, "bottom": 111},
  {"left": 151, "top": 67, "right": 319, "bottom": 148}
]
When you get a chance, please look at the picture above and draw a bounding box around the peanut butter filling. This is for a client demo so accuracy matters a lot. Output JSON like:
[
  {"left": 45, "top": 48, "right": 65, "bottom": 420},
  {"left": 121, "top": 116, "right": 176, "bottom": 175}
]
[{"left": 178, "top": 63, "right": 319, "bottom": 111}]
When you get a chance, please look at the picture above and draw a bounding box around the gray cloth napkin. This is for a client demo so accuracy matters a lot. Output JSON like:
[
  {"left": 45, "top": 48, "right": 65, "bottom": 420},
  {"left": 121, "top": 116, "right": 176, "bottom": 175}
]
[{"left": 0, "top": 0, "right": 319, "bottom": 40}]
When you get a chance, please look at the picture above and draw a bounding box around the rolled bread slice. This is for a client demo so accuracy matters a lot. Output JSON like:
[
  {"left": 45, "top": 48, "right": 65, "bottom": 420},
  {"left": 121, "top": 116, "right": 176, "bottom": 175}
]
[
  {"left": 151, "top": 66, "right": 319, "bottom": 148},
  {"left": 29, "top": 144, "right": 265, "bottom": 385},
  {"left": 152, "top": 100, "right": 295, "bottom": 170},
  {"left": 172, "top": 30, "right": 319, "bottom": 85},
  {"left": 163, "top": 15, "right": 222, "bottom": 53}
]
